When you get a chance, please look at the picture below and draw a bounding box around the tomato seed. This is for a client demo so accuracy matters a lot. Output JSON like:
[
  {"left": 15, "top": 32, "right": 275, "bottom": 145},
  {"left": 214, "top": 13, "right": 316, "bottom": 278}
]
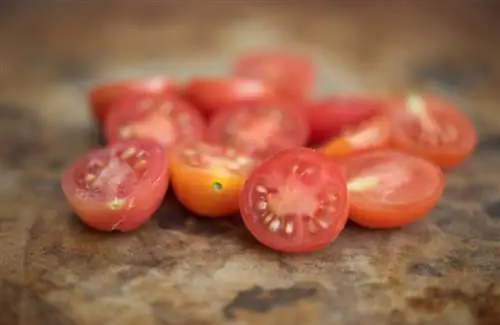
[
  {"left": 284, "top": 222, "right": 294, "bottom": 235},
  {"left": 84, "top": 173, "right": 96, "bottom": 183},
  {"left": 257, "top": 201, "right": 268, "bottom": 210},
  {"left": 269, "top": 219, "right": 281, "bottom": 232},
  {"left": 120, "top": 147, "right": 137, "bottom": 159},
  {"left": 255, "top": 185, "right": 268, "bottom": 194}
]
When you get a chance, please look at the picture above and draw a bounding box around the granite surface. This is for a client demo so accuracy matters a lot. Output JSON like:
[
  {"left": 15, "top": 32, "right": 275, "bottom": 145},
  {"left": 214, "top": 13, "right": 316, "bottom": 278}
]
[{"left": 0, "top": 1, "right": 499, "bottom": 324}]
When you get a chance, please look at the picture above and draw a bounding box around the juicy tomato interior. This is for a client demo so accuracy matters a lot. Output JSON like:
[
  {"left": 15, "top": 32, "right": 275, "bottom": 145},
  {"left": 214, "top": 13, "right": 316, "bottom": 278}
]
[
  {"left": 170, "top": 141, "right": 258, "bottom": 218},
  {"left": 233, "top": 52, "right": 314, "bottom": 100},
  {"left": 339, "top": 150, "right": 444, "bottom": 229},
  {"left": 320, "top": 117, "right": 390, "bottom": 158},
  {"left": 61, "top": 139, "right": 169, "bottom": 232},
  {"left": 389, "top": 94, "right": 477, "bottom": 169},
  {"left": 89, "top": 77, "right": 179, "bottom": 125},
  {"left": 104, "top": 93, "right": 206, "bottom": 150},
  {"left": 207, "top": 104, "right": 309, "bottom": 159},
  {"left": 239, "top": 148, "right": 349, "bottom": 253},
  {"left": 183, "top": 77, "right": 276, "bottom": 118}
]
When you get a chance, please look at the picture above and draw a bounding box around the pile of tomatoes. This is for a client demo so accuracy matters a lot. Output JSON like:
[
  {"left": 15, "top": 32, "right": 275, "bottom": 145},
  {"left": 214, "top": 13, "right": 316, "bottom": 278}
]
[{"left": 61, "top": 51, "right": 478, "bottom": 253}]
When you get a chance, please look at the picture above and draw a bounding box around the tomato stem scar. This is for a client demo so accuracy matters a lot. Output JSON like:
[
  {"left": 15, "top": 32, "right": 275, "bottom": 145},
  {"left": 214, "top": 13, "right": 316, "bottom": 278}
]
[
  {"left": 347, "top": 176, "right": 379, "bottom": 192},
  {"left": 212, "top": 181, "right": 223, "bottom": 192}
]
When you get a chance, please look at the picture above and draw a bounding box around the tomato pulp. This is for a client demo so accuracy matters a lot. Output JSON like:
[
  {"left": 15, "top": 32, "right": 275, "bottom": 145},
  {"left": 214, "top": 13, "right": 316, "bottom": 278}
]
[
  {"left": 61, "top": 139, "right": 169, "bottom": 232},
  {"left": 207, "top": 104, "right": 309, "bottom": 159},
  {"left": 239, "top": 148, "right": 349, "bottom": 253},
  {"left": 339, "top": 150, "right": 445, "bottom": 229},
  {"left": 170, "top": 141, "right": 258, "bottom": 217}
]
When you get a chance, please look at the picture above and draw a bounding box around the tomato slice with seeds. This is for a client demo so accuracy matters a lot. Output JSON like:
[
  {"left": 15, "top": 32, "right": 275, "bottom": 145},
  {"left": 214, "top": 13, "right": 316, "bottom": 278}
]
[
  {"left": 104, "top": 92, "right": 206, "bottom": 150},
  {"left": 305, "top": 95, "right": 382, "bottom": 144},
  {"left": 319, "top": 117, "right": 390, "bottom": 158},
  {"left": 239, "top": 148, "right": 349, "bottom": 253},
  {"left": 388, "top": 94, "right": 477, "bottom": 169},
  {"left": 207, "top": 104, "right": 309, "bottom": 159},
  {"left": 89, "top": 77, "right": 179, "bottom": 125},
  {"left": 170, "top": 141, "right": 258, "bottom": 218},
  {"left": 233, "top": 51, "right": 314, "bottom": 100},
  {"left": 183, "top": 77, "right": 276, "bottom": 118},
  {"left": 338, "top": 150, "right": 445, "bottom": 229},
  {"left": 61, "top": 139, "right": 169, "bottom": 232}
]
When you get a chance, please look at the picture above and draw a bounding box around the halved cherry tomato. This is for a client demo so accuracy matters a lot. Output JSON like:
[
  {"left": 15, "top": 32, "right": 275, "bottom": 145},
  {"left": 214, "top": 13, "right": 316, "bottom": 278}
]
[
  {"left": 233, "top": 51, "right": 314, "bottom": 100},
  {"left": 305, "top": 95, "right": 382, "bottom": 144},
  {"left": 319, "top": 117, "right": 390, "bottom": 158},
  {"left": 183, "top": 77, "right": 276, "bottom": 118},
  {"left": 104, "top": 92, "right": 206, "bottom": 151},
  {"left": 61, "top": 139, "right": 169, "bottom": 232},
  {"left": 388, "top": 94, "right": 477, "bottom": 169},
  {"left": 338, "top": 150, "right": 445, "bottom": 229},
  {"left": 170, "top": 141, "right": 258, "bottom": 218},
  {"left": 89, "top": 76, "right": 179, "bottom": 125},
  {"left": 207, "top": 103, "right": 309, "bottom": 159},
  {"left": 239, "top": 147, "right": 349, "bottom": 253}
]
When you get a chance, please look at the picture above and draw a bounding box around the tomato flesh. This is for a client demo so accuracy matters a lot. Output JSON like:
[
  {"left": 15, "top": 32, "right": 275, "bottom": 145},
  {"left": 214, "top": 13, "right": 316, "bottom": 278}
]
[
  {"left": 104, "top": 92, "right": 206, "bottom": 150},
  {"left": 233, "top": 52, "right": 314, "bottom": 100},
  {"left": 61, "top": 139, "right": 169, "bottom": 232},
  {"left": 89, "top": 77, "right": 179, "bottom": 125},
  {"left": 170, "top": 141, "right": 257, "bottom": 217},
  {"left": 207, "top": 104, "right": 309, "bottom": 159},
  {"left": 388, "top": 94, "right": 477, "bottom": 169},
  {"left": 239, "top": 148, "right": 349, "bottom": 253},
  {"left": 338, "top": 150, "right": 445, "bottom": 229}
]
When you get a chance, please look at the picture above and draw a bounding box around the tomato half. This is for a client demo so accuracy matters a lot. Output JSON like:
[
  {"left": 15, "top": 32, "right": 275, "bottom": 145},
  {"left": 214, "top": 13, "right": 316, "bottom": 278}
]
[
  {"left": 207, "top": 103, "right": 309, "bottom": 159},
  {"left": 388, "top": 94, "right": 477, "bottom": 169},
  {"left": 319, "top": 117, "right": 390, "bottom": 158},
  {"left": 233, "top": 51, "right": 314, "bottom": 100},
  {"left": 89, "top": 76, "right": 179, "bottom": 125},
  {"left": 239, "top": 148, "right": 349, "bottom": 253},
  {"left": 170, "top": 141, "right": 258, "bottom": 218},
  {"left": 183, "top": 77, "right": 276, "bottom": 118},
  {"left": 104, "top": 92, "right": 206, "bottom": 151},
  {"left": 339, "top": 150, "right": 445, "bottom": 229},
  {"left": 61, "top": 139, "right": 169, "bottom": 232},
  {"left": 305, "top": 95, "right": 382, "bottom": 144}
]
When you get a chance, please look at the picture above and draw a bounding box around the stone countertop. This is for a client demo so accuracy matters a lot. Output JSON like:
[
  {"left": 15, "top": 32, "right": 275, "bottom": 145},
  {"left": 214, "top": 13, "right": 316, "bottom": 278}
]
[{"left": 0, "top": 1, "right": 499, "bottom": 324}]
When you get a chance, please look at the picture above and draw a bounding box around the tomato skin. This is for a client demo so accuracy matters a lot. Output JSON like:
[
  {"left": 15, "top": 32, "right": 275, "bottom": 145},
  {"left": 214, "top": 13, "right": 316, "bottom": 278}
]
[
  {"left": 305, "top": 95, "right": 382, "bottom": 144},
  {"left": 61, "top": 139, "right": 169, "bottom": 232},
  {"left": 233, "top": 51, "right": 314, "bottom": 100},
  {"left": 207, "top": 103, "right": 309, "bottom": 160},
  {"left": 239, "top": 148, "right": 349, "bottom": 253},
  {"left": 338, "top": 150, "right": 445, "bottom": 229},
  {"left": 89, "top": 77, "right": 179, "bottom": 125},
  {"left": 104, "top": 92, "right": 207, "bottom": 150},
  {"left": 388, "top": 95, "right": 477, "bottom": 170},
  {"left": 183, "top": 77, "right": 276, "bottom": 118},
  {"left": 170, "top": 141, "right": 258, "bottom": 218}
]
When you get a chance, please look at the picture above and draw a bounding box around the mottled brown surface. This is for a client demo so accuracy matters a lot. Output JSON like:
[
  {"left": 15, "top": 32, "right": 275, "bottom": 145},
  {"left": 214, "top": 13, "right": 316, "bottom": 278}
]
[{"left": 1, "top": 1, "right": 500, "bottom": 324}]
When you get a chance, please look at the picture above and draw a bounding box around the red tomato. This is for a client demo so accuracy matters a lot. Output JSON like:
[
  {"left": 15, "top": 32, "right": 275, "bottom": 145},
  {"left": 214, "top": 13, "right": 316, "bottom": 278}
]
[
  {"left": 306, "top": 95, "right": 382, "bottom": 144},
  {"left": 61, "top": 139, "right": 169, "bottom": 232},
  {"left": 104, "top": 92, "right": 206, "bottom": 150},
  {"left": 207, "top": 103, "right": 309, "bottom": 159},
  {"left": 239, "top": 147, "right": 349, "bottom": 253},
  {"left": 183, "top": 77, "right": 276, "bottom": 118},
  {"left": 170, "top": 141, "right": 258, "bottom": 218},
  {"left": 338, "top": 150, "right": 445, "bottom": 229},
  {"left": 233, "top": 51, "right": 314, "bottom": 100},
  {"left": 388, "top": 94, "right": 477, "bottom": 169},
  {"left": 319, "top": 117, "right": 390, "bottom": 158},
  {"left": 89, "top": 76, "right": 179, "bottom": 125}
]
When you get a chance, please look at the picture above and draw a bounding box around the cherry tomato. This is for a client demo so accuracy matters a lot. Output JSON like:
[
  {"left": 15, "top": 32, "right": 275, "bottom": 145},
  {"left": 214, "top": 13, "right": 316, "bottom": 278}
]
[
  {"left": 239, "top": 147, "right": 349, "bottom": 253},
  {"left": 305, "top": 95, "right": 382, "bottom": 144},
  {"left": 104, "top": 92, "right": 206, "bottom": 151},
  {"left": 183, "top": 77, "right": 276, "bottom": 118},
  {"left": 89, "top": 77, "right": 179, "bottom": 125},
  {"left": 61, "top": 139, "right": 169, "bottom": 232},
  {"left": 207, "top": 103, "right": 309, "bottom": 159},
  {"left": 319, "top": 117, "right": 390, "bottom": 158},
  {"left": 388, "top": 94, "right": 477, "bottom": 169},
  {"left": 233, "top": 51, "right": 314, "bottom": 100},
  {"left": 170, "top": 141, "right": 258, "bottom": 218},
  {"left": 338, "top": 150, "right": 445, "bottom": 229}
]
